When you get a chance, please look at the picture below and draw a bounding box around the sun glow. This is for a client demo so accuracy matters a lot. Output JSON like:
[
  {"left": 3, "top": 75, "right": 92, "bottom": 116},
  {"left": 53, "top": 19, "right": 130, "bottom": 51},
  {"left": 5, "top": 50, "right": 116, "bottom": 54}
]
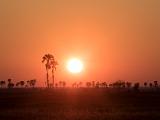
[{"left": 67, "top": 58, "right": 83, "bottom": 73}]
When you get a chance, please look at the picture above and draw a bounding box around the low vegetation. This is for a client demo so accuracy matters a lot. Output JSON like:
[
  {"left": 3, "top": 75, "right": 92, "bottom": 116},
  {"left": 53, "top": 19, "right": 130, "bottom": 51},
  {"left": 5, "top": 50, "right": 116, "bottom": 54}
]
[{"left": 0, "top": 88, "right": 160, "bottom": 120}]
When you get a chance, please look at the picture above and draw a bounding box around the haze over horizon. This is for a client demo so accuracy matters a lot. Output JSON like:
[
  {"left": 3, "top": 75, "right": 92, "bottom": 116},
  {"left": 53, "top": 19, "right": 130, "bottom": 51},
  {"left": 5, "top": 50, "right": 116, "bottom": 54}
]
[{"left": 0, "top": 0, "right": 160, "bottom": 86}]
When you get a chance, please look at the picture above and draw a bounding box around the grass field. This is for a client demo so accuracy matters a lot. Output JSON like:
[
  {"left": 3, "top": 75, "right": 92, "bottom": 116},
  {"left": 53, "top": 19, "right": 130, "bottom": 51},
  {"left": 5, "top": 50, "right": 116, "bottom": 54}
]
[{"left": 0, "top": 88, "right": 160, "bottom": 120}]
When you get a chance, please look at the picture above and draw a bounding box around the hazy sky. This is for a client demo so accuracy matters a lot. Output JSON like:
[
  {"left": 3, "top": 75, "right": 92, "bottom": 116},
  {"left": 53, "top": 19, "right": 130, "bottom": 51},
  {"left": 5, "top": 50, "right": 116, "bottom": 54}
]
[{"left": 0, "top": 0, "right": 160, "bottom": 86}]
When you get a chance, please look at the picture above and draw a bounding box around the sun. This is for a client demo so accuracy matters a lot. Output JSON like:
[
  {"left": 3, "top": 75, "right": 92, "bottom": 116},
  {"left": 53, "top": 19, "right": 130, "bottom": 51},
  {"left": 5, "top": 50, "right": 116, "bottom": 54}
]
[{"left": 67, "top": 58, "right": 83, "bottom": 73}]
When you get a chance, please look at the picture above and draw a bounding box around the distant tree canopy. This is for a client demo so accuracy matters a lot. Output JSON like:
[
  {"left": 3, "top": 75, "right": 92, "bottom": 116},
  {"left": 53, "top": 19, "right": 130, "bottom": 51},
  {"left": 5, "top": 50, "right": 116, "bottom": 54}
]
[
  {"left": 0, "top": 78, "right": 159, "bottom": 92},
  {"left": 9, "top": 79, "right": 36, "bottom": 88}
]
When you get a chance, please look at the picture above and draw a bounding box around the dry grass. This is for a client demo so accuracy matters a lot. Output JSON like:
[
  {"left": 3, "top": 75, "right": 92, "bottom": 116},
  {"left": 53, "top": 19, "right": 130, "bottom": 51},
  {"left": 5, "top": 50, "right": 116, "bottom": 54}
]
[{"left": 0, "top": 88, "right": 160, "bottom": 120}]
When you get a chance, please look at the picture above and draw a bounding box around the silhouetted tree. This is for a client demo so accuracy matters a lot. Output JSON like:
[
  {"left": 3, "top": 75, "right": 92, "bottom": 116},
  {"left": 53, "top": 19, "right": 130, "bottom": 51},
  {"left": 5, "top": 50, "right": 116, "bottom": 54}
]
[
  {"left": 62, "top": 81, "right": 66, "bottom": 88},
  {"left": 8, "top": 79, "right": 11, "bottom": 84},
  {"left": 149, "top": 83, "right": 153, "bottom": 88},
  {"left": 72, "top": 82, "right": 77, "bottom": 88},
  {"left": 109, "top": 84, "right": 113, "bottom": 88},
  {"left": 122, "top": 82, "right": 125, "bottom": 88},
  {"left": 8, "top": 83, "right": 14, "bottom": 88},
  {"left": 16, "top": 82, "right": 20, "bottom": 87},
  {"left": 20, "top": 81, "right": 25, "bottom": 88},
  {"left": 29, "top": 79, "right": 36, "bottom": 88},
  {"left": 76, "top": 82, "right": 79, "bottom": 88},
  {"left": 126, "top": 82, "right": 132, "bottom": 88},
  {"left": 55, "top": 83, "right": 58, "bottom": 88},
  {"left": 78, "top": 82, "right": 83, "bottom": 88},
  {"left": 50, "top": 83, "right": 53, "bottom": 88},
  {"left": 96, "top": 82, "right": 100, "bottom": 88},
  {"left": 113, "top": 80, "right": 125, "bottom": 88},
  {"left": 100, "top": 82, "right": 107, "bottom": 88},
  {"left": 42, "top": 54, "right": 58, "bottom": 88},
  {"left": 8, "top": 79, "right": 14, "bottom": 88},
  {"left": 99, "top": 82, "right": 103, "bottom": 88},
  {"left": 144, "top": 82, "right": 147, "bottom": 88},
  {"left": 103, "top": 82, "right": 107, "bottom": 88},
  {"left": 154, "top": 81, "right": 158, "bottom": 87},
  {"left": 0, "top": 81, "right": 5, "bottom": 88},
  {"left": 59, "top": 81, "right": 62, "bottom": 87},
  {"left": 86, "top": 82, "right": 91, "bottom": 88},
  {"left": 26, "top": 80, "right": 30, "bottom": 87},
  {"left": 133, "top": 82, "right": 140, "bottom": 92},
  {"left": 92, "top": 81, "right": 95, "bottom": 88}
]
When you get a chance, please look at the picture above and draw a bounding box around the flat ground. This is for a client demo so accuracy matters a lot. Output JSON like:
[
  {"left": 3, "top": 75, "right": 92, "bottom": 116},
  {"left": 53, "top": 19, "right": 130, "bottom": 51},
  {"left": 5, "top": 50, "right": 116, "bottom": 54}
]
[{"left": 0, "top": 88, "right": 160, "bottom": 120}]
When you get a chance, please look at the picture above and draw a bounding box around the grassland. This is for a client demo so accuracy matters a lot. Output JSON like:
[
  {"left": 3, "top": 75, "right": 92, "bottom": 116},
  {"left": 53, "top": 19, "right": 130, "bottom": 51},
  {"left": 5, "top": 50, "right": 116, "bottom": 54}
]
[{"left": 0, "top": 88, "right": 160, "bottom": 120}]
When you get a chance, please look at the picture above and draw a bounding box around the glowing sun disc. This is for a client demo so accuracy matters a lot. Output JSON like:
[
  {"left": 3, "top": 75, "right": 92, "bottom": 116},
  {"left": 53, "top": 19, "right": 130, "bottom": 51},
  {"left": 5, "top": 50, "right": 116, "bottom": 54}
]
[{"left": 67, "top": 58, "right": 83, "bottom": 73}]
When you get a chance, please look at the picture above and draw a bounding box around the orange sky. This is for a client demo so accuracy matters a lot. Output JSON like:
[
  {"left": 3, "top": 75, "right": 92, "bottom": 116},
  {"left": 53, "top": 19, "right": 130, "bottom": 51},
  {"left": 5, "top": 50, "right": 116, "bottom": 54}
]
[{"left": 0, "top": 0, "right": 160, "bottom": 86}]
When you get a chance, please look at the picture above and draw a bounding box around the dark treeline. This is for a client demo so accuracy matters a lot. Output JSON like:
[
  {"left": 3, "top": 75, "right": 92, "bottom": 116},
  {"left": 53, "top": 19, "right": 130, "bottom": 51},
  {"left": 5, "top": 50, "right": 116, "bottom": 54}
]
[
  {"left": 0, "top": 79, "right": 36, "bottom": 88},
  {"left": 1, "top": 79, "right": 159, "bottom": 92},
  {"left": 71, "top": 80, "right": 159, "bottom": 91}
]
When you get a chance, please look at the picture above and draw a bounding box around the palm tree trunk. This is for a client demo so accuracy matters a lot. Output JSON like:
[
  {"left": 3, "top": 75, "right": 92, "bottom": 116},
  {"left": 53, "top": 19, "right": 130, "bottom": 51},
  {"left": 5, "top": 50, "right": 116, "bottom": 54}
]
[
  {"left": 46, "top": 69, "right": 49, "bottom": 88},
  {"left": 52, "top": 68, "right": 54, "bottom": 88}
]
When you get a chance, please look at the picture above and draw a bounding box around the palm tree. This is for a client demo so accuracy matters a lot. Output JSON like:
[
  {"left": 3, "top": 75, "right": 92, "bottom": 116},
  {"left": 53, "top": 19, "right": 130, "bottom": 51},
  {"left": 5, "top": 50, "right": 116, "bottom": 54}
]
[
  {"left": 42, "top": 54, "right": 58, "bottom": 88},
  {"left": 51, "top": 58, "right": 58, "bottom": 88}
]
